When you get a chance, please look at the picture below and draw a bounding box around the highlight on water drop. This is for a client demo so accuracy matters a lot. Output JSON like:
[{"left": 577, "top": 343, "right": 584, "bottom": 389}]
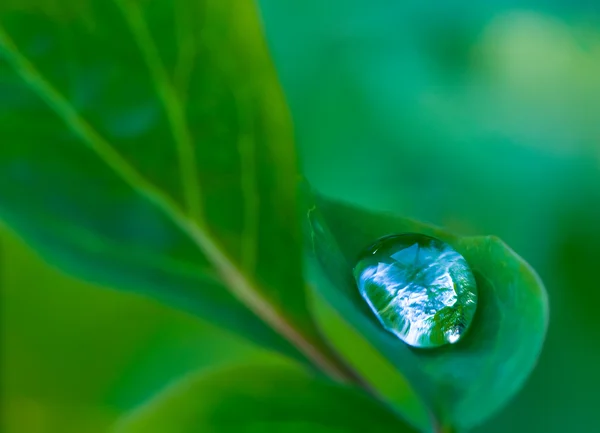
[{"left": 353, "top": 233, "right": 478, "bottom": 348}]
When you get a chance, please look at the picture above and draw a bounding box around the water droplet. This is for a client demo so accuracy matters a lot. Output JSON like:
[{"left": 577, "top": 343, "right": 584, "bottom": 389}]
[{"left": 353, "top": 234, "right": 477, "bottom": 348}]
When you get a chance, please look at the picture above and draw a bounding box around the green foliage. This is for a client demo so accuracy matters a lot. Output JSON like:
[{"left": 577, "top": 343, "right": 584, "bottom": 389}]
[
  {"left": 115, "top": 362, "right": 417, "bottom": 433},
  {"left": 0, "top": 0, "right": 552, "bottom": 432},
  {"left": 306, "top": 193, "right": 548, "bottom": 429},
  {"left": 308, "top": 290, "right": 432, "bottom": 431},
  {"left": 0, "top": 0, "right": 350, "bottom": 375},
  {"left": 258, "top": 3, "right": 598, "bottom": 432},
  {"left": 0, "top": 227, "right": 271, "bottom": 433}
]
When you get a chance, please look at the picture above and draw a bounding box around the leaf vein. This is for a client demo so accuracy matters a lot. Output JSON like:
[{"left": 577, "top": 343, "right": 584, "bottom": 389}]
[
  {"left": 0, "top": 25, "right": 348, "bottom": 381},
  {"left": 114, "top": 0, "right": 203, "bottom": 222}
]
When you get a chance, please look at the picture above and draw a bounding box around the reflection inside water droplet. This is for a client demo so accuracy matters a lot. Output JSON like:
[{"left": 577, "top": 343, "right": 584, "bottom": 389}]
[{"left": 353, "top": 234, "right": 477, "bottom": 348}]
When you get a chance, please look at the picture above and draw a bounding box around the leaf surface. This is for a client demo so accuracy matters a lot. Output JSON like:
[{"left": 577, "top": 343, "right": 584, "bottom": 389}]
[
  {"left": 306, "top": 192, "right": 549, "bottom": 429},
  {"left": 115, "top": 362, "right": 418, "bottom": 433},
  {"left": 0, "top": 0, "right": 343, "bottom": 374},
  {"left": 308, "top": 287, "right": 431, "bottom": 431}
]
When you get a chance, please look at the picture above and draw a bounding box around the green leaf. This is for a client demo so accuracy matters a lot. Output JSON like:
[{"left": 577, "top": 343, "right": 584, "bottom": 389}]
[
  {"left": 305, "top": 192, "right": 549, "bottom": 430},
  {"left": 0, "top": 223, "right": 272, "bottom": 431},
  {"left": 0, "top": 0, "right": 346, "bottom": 376},
  {"left": 308, "top": 288, "right": 431, "bottom": 431},
  {"left": 114, "top": 362, "right": 418, "bottom": 433}
]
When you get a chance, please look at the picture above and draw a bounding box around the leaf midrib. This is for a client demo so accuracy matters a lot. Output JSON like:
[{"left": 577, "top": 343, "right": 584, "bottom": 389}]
[{"left": 0, "top": 24, "right": 347, "bottom": 381}]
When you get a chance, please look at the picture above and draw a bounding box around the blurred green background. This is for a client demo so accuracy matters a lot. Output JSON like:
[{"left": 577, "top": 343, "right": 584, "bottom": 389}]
[{"left": 2, "top": 1, "right": 599, "bottom": 432}]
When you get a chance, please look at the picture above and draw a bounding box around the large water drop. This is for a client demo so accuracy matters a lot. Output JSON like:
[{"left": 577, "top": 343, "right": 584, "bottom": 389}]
[{"left": 353, "top": 234, "right": 477, "bottom": 348}]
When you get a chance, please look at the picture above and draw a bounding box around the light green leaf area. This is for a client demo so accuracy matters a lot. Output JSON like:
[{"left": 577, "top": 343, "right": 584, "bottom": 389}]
[
  {"left": 306, "top": 192, "right": 549, "bottom": 429},
  {"left": 115, "top": 362, "right": 418, "bottom": 433},
  {"left": 308, "top": 288, "right": 431, "bottom": 431},
  {"left": 0, "top": 224, "right": 272, "bottom": 433},
  {"left": 0, "top": 0, "right": 344, "bottom": 373}
]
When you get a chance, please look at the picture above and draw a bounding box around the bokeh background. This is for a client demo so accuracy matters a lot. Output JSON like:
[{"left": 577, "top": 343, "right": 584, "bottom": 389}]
[{"left": 2, "top": 1, "right": 599, "bottom": 432}]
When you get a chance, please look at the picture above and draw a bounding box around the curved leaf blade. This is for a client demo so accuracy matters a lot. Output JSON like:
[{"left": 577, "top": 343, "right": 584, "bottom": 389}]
[
  {"left": 114, "top": 362, "right": 418, "bottom": 433},
  {"left": 306, "top": 192, "right": 549, "bottom": 429},
  {"left": 308, "top": 285, "right": 431, "bottom": 431}
]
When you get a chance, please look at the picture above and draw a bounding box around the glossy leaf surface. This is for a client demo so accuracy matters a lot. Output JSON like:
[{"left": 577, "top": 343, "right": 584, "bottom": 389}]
[
  {"left": 306, "top": 192, "right": 549, "bottom": 429},
  {"left": 308, "top": 287, "right": 431, "bottom": 431}
]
